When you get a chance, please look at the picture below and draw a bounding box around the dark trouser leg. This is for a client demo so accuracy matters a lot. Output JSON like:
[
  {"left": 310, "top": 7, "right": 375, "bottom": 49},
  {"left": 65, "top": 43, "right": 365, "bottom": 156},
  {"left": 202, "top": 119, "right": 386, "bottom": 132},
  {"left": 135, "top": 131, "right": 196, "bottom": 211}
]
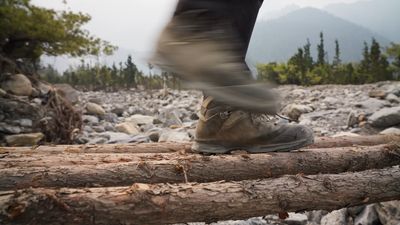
[{"left": 174, "top": 0, "right": 263, "bottom": 60}]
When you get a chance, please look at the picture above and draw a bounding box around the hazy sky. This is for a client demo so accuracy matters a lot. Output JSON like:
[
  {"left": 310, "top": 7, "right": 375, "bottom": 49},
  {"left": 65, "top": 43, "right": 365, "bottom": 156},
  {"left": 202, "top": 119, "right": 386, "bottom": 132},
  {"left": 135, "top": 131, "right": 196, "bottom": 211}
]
[{"left": 32, "top": 0, "right": 365, "bottom": 54}]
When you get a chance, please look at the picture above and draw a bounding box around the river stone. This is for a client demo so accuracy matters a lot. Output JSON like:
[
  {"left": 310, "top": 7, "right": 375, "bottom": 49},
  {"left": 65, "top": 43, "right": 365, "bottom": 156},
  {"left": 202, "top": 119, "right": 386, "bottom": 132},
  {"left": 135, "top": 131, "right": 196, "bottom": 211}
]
[
  {"left": 82, "top": 115, "right": 100, "bottom": 124},
  {"left": 347, "top": 111, "right": 358, "bottom": 128},
  {"left": 1, "top": 74, "right": 33, "bottom": 96},
  {"left": 320, "top": 209, "right": 347, "bottom": 225},
  {"left": 0, "top": 122, "right": 22, "bottom": 134},
  {"left": 0, "top": 88, "right": 7, "bottom": 97},
  {"left": 98, "top": 132, "right": 132, "bottom": 144},
  {"left": 386, "top": 93, "right": 400, "bottom": 103},
  {"left": 380, "top": 127, "right": 400, "bottom": 135},
  {"left": 5, "top": 133, "right": 44, "bottom": 146},
  {"left": 282, "top": 104, "right": 314, "bottom": 121},
  {"left": 127, "top": 114, "right": 155, "bottom": 125},
  {"left": 53, "top": 83, "right": 79, "bottom": 104},
  {"left": 369, "top": 90, "right": 387, "bottom": 99},
  {"left": 115, "top": 122, "right": 140, "bottom": 135},
  {"left": 86, "top": 102, "right": 106, "bottom": 116},
  {"left": 375, "top": 201, "right": 400, "bottom": 225},
  {"left": 355, "top": 98, "right": 388, "bottom": 115},
  {"left": 354, "top": 205, "right": 379, "bottom": 225},
  {"left": 369, "top": 107, "right": 400, "bottom": 128},
  {"left": 159, "top": 130, "right": 191, "bottom": 143}
]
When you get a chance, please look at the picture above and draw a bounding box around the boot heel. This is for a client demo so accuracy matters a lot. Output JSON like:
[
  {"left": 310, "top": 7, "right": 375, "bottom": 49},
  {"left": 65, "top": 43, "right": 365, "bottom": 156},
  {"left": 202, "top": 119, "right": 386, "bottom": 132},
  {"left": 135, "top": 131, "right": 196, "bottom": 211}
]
[{"left": 191, "top": 142, "right": 232, "bottom": 154}]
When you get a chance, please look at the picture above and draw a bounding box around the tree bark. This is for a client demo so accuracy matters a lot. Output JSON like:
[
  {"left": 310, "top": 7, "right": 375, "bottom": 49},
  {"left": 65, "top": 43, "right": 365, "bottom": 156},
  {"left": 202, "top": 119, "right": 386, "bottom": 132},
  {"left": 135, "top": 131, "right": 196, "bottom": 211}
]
[
  {"left": 0, "top": 142, "right": 192, "bottom": 154},
  {"left": 1, "top": 144, "right": 399, "bottom": 190},
  {"left": 310, "top": 135, "right": 400, "bottom": 148},
  {"left": 0, "top": 167, "right": 399, "bottom": 225},
  {"left": 1, "top": 135, "right": 398, "bottom": 155}
]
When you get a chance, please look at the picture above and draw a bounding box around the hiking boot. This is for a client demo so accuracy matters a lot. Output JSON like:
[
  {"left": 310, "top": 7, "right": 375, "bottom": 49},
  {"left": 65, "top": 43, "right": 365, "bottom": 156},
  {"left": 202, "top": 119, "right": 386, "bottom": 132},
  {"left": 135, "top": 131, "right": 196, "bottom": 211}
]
[
  {"left": 152, "top": 1, "right": 279, "bottom": 114},
  {"left": 192, "top": 97, "right": 314, "bottom": 154}
]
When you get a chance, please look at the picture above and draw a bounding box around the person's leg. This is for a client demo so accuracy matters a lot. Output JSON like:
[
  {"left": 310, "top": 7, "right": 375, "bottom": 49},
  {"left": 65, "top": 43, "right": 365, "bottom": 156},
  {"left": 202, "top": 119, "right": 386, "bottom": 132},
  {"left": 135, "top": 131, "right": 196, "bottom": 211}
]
[
  {"left": 153, "top": 0, "right": 279, "bottom": 113},
  {"left": 154, "top": 0, "right": 314, "bottom": 153}
]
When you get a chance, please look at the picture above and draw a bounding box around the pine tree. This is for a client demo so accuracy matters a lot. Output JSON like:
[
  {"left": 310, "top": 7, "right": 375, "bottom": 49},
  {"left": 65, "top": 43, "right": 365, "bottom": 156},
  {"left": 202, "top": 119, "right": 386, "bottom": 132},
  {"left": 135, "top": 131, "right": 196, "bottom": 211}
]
[
  {"left": 333, "top": 39, "right": 341, "bottom": 67},
  {"left": 124, "top": 55, "right": 138, "bottom": 88},
  {"left": 303, "top": 39, "right": 313, "bottom": 71},
  {"left": 317, "top": 32, "right": 326, "bottom": 65}
]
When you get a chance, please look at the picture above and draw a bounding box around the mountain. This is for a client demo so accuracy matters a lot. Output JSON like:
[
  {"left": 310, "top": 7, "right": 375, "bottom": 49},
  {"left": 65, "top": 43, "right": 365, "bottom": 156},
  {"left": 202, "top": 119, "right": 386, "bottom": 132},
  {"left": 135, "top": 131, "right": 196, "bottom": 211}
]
[
  {"left": 259, "top": 4, "right": 301, "bottom": 21},
  {"left": 324, "top": 0, "right": 400, "bottom": 42},
  {"left": 247, "top": 7, "right": 390, "bottom": 66}
]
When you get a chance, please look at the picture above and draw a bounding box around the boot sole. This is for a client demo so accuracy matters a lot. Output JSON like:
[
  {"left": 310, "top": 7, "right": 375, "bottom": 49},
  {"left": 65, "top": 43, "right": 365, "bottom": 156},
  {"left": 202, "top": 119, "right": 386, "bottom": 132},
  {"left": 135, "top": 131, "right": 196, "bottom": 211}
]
[{"left": 191, "top": 137, "right": 314, "bottom": 154}]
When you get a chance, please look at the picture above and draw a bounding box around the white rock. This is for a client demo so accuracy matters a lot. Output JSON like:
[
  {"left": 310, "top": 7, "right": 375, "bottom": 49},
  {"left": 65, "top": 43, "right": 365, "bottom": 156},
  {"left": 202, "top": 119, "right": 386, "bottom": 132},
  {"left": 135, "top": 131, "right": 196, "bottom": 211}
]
[
  {"left": 1, "top": 74, "right": 33, "bottom": 96},
  {"left": 5, "top": 133, "right": 44, "bottom": 146},
  {"left": 82, "top": 115, "right": 100, "bottom": 124},
  {"left": 354, "top": 205, "right": 379, "bottom": 225},
  {"left": 127, "top": 114, "right": 155, "bottom": 125},
  {"left": 332, "top": 132, "right": 360, "bottom": 138},
  {"left": 380, "top": 127, "right": 400, "bottom": 135},
  {"left": 320, "top": 209, "right": 347, "bottom": 225},
  {"left": 386, "top": 93, "right": 400, "bottom": 103},
  {"left": 115, "top": 122, "right": 140, "bottom": 135},
  {"left": 159, "top": 130, "right": 191, "bottom": 143},
  {"left": 282, "top": 104, "right": 314, "bottom": 121},
  {"left": 86, "top": 102, "right": 106, "bottom": 116}
]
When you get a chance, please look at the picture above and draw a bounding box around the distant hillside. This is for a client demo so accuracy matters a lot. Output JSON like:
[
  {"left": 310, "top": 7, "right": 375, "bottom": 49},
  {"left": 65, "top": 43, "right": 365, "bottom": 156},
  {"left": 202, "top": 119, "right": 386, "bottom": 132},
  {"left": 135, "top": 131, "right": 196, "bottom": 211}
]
[
  {"left": 247, "top": 7, "right": 390, "bottom": 66},
  {"left": 325, "top": 0, "right": 400, "bottom": 42}
]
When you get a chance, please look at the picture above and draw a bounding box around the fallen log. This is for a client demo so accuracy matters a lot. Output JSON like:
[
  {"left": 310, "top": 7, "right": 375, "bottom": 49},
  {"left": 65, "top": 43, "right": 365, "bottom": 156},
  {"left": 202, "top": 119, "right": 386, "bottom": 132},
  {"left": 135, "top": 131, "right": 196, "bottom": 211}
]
[
  {"left": 0, "top": 142, "right": 192, "bottom": 154},
  {"left": 1, "top": 167, "right": 399, "bottom": 225},
  {"left": 310, "top": 134, "right": 400, "bottom": 148},
  {"left": 1, "top": 144, "right": 399, "bottom": 190},
  {"left": 0, "top": 135, "right": 398, "bottom": 155}
]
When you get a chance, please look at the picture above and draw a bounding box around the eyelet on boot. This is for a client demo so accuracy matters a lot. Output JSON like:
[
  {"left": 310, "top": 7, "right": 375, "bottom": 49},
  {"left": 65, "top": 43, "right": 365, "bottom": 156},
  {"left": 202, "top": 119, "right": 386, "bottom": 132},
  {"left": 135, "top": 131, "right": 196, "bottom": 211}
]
[{"left": 219, "top": 111, "right": 232, "bottom": 120}]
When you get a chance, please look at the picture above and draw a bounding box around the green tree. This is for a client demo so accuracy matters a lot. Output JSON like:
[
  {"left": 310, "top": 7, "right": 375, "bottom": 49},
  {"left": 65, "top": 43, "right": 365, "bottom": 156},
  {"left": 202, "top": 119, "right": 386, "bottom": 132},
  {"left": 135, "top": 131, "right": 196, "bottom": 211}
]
[
  {"left": 0, "top": 0, "right": 116, "bottom": 73},
  {"left": 333, "top": 39, "right": 341, "bottom": 67},
  {"left": 303, "top": 39, "right": 314, "bottom": 71},
  {"left": 317, "top": 32, "right": 326, "bottom": 65},
  {"left": 123, "top": 55, "right": 139, "bottom": 88}
]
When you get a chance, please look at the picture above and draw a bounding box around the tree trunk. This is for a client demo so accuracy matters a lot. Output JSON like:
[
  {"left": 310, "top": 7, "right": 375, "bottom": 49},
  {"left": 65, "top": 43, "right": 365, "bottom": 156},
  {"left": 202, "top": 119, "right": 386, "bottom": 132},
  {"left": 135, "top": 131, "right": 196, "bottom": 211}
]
[
  {"left": 1, "top": 144, "right": 399, "bottom": 190},
  {"left": 0, "top": 142, "right": 192, "bottom": 154},
  {"left": 1, "top": 167, "right": 399, "bottom": 225},
  {"left": 1, "top": 135, "right": 398, "bottom": 155}
]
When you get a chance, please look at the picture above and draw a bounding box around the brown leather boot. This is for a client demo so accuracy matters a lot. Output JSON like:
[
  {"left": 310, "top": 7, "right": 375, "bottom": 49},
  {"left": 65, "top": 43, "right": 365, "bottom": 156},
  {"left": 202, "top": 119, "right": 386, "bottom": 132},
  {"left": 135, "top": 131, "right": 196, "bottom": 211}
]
[{"left": 192, "top": 97, "right": 314, "bottom": 154}]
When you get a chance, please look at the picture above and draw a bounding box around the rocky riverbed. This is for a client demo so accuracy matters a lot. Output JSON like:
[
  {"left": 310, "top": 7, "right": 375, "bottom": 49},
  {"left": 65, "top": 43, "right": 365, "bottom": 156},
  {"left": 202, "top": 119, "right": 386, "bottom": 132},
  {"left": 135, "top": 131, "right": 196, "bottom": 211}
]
[{"left": 73, "top": 81, "right": 400, "bottom": 146}]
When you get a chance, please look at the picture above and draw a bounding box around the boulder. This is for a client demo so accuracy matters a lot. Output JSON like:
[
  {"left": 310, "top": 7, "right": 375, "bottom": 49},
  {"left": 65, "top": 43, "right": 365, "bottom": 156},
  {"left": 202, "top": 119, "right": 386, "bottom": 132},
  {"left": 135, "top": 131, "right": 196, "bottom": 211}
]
[
  {"left": 5, "top": 133, "right": 44, "bottom": 146},
  {"left": 115, "top": 122, "right": 140, "bottom": 135},
  {"left": 282, "top": 104, "right": 314, "bottom": 121},
  {"left": 369, "top": 107, "right": 400, "bottom": 128},
  {"left": 355, "top": 98, "right": 388, "bottom": 115},
  {"left": 98, "top": 132, "right": 132, "bottom": 144},
  {"left": 53, "top": 83, "right": 79, "bottom": 104},
  {"left": 1, "top": 74, "right": 33, "bottom": 96},
  {"left": 86, "top": 102, "right": 106, "bottom": 116},
  {"left": 127, "top": 114, "right": 155, "bottom": 125}
]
